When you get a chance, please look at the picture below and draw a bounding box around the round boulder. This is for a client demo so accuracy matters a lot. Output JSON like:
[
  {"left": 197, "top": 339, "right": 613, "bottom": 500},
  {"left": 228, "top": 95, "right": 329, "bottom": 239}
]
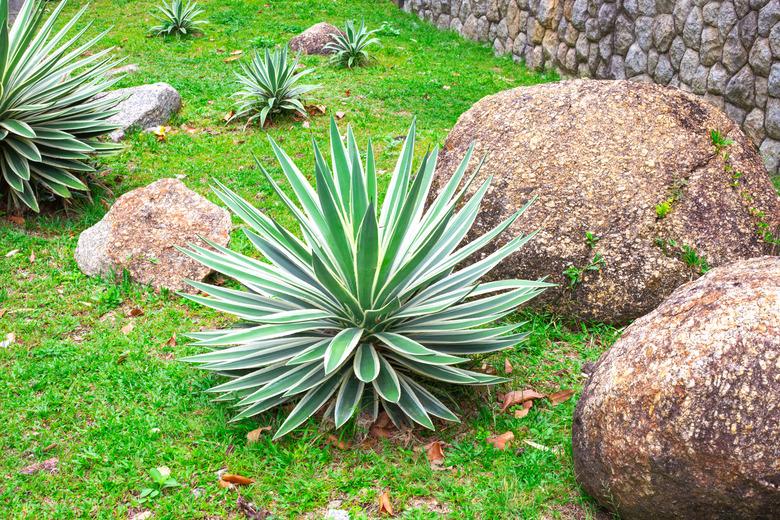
[
  {"left": 572, "top": 256, "right": 780, "bottom": 519},
  {"left": 288, "top": 22, "right": 341, "bottom": 55},
  {"left": 75, "top": 178, "right": 231, "bottom": 292},
  {"left": 433, "top": 79, "right": 780, "bottom": 323}
]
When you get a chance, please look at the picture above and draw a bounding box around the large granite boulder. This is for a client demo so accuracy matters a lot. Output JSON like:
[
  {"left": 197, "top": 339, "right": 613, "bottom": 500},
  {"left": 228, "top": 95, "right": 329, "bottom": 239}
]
[
  {"left": 75, "top": 179, "right": 231, "bottom": 292},
  {"left": 572, "top": 256, "right": 780, "bottom": 519},
  {"left": 100, "top": 83, "right": 182, "bottom": 141},
  {"left": 433, "top": 79, "right": 780, "bottom": 323},
  {"left": 288, "top": 22, "right": 341, "bottom": 54}
]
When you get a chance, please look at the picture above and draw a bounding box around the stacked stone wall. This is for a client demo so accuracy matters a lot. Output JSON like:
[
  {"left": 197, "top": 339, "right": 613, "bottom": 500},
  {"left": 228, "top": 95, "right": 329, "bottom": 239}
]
[{"left": 394, "top": 0, "right": 780, "bottom": 174}]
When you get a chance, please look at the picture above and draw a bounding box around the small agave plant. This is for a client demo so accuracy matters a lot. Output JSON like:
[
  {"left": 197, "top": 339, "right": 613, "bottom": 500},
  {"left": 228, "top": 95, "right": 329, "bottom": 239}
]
[
  {"left": 150, "top": 0, "right": 207, "bottom": 37},
  {"left": 0, "top": 0, "right": 122, "bottom": 212},
  {"left": 325, "top": 20, "right": 379, "bottom": 68},
  {"left": 229, "top": 46, "right": 319, "bottom": 128},
  {"left": 180, "top": 120, "right": 549, "bottom": 439}
]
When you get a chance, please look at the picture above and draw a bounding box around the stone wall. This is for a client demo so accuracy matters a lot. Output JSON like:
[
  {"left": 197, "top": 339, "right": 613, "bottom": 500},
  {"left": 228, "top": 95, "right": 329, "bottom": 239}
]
[{"left": 394, "top": 0, "right": 780, "bottom": 174}]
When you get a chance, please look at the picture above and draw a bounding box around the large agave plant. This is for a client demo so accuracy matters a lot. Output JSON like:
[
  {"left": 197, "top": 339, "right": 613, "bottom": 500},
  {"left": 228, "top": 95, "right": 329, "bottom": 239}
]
[
  {"left": 150, "top": 0, "right": 206, "bottom": 37},
  {"left": 324, "top": 20, "right": 379, "bottom": 68},
  {"left": 0, "top": 0, "right": 122, "bottom": 212},
  {"left": 229, "top": 46, "right": 319, "bottom": 127},
  {"left": 180, "top": 120, "right": 549, "bottom": 439}
]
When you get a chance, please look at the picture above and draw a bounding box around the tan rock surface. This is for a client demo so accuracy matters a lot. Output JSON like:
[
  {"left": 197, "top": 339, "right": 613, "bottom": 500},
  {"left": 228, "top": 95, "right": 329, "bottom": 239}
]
[
  {"left": 433, "top": 79, "right": 780, "bottom": 323},
  {"left": 288, "top": 22, "right": 341, "bottom": 55},
  {"left": 75, "top": 179, "right": 231, "bottom": 292},
  {"left": 572, "top": 256, "right": 780, "bottom": 519}
]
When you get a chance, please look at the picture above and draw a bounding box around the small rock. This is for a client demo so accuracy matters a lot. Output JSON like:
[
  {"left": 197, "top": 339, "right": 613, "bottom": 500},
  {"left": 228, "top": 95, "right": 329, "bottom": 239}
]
[
  {"left": 100, "top": 83, "right": 182, "bottom": 142},
  {"left": 288, "top": 22, "right": 341, "bottom": 55},
  {"left": 75, "top": 179, "right": 231, "bottom": 292}
]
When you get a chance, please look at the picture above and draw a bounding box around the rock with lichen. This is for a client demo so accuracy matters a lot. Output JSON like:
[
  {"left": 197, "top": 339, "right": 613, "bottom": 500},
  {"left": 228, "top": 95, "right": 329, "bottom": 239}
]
[
  {"left": 432, "top": 79, "right": 780, "bottom": 324},
  {"left": 75, "top": 179, "right": 231, "bottom": 292},
  {"left": 571, "top": 255, "right": 780, "bottom": 518}
]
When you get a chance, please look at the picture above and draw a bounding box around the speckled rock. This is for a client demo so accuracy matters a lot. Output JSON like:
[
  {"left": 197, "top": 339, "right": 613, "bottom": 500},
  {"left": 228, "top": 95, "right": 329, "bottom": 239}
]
[
  {"left": 572, "top": 256, "right": 780, "bottom": 519},
  {"left": 75, "top": 179, "right": 231, "bottom": 292},
  {"left": 100, "top": 83, "right": 181, "bottom": 142},
  {"left": 432, "top": 80, "right": 780, "bottom": 323},
  {"left": 288, "top": 22, "right": 341, "bottom": 55}
]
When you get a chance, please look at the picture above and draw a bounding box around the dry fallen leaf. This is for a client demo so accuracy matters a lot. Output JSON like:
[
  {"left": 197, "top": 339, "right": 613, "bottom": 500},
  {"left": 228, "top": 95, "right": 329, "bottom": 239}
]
[
  {"left": 129, "top": 511, "right": 153, "bottom": 520},
  {"left": 504, "top": 358, "right": 513, "bottom": 374},
  {"left": 180, "top": 123, "right": 200, "bottom": 135},
  {"left": 120, "top": 322, "right": 135, "bottom": 335},
  {"left": 128, "top": 307, "right": 144, "bottom": 317},
  {"left": 500, "top": 389, "right": 545, "bottom": 412},
  {"left": 0, "top": 308, "right": 6, "bottom": 318},
  {"left": 5, "top": 249, "right": 19, "bottom": 257},
  {"left": 523, "top": 439, "right": 554, "bottom": 452},
  {"left": 221, "top": 473, "right": 255, "bottom": 486},
  {"left": 246, "top": 426, "right": 272, "bottom": 444},
  {"left": 306, "top": 104, "right": 327, "bottom": 115},
  {"left": 150, "top": 125, "right": 170, "bottom": 141},
  {"left": 334, "top": 111, "right": 346, "bottom": 119},
  {"left": 236, "top": 495, "right": 271, "bottom": 519},
  {"left": 378, "top": 490, "right": 394, "bottom": 516},
  {"left": 20, "top": 457, "right": 59, "bottom": 475},
  {"left": 223, "top": 54, "right": 242, "bottom": 63},
  {"left": 218, "top": 478, "right": 235, "bottom": 490},
  {"left": 486, "top": 431, "right": 515, "bottom": 450},
  {"left": 344, "top": 89, "right": 351, "bottom": 97},
  {"left": 1, "top": 332, "right": 16, "bottom": 348},
  {"left": 224, "top": 110, "right": 235, "bottom": 122},
  {"left": 230, "top": 49, "right": 243, "bottom": 55},
  {"left": 116, "top": 350, "right": 130, "bottom": 364},
  {"left": 301, "top": 120, "right": 310, "bottom": 129},
  {"left": 548, "top": 389, "right": 575, "bottom": 406},
  {"left": 165, "top": 334, "right": 177, "bottom": 347},
  {"left": 514, "top": 400, "right": 534, "bottom": 419},
  {"left": 327, "top": 434, "right": 350, "bottom": 450},
  {"left": 28, "top": 251, "right": 35, "bottom": 263},
  {"left": 7, "top": 215, "right": 25, "bottom": 226},
  {"left": 424, "top": 440, "right": 445, "bottom": 469}
]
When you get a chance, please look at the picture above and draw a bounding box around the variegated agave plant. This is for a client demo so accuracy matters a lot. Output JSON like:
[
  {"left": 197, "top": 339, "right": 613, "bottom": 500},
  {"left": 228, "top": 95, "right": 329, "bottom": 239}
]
[
  {"left": 180, "top": 119, "right": 548, "bottom": 439},
  {"left": 229, "top": 46, "right": 319, "bottom": 128},
  {"left": 150, "top": 0, "right": 207, "bottom": 37},
  {"left": 324, "top": 20, "right": 379, "bottom": 68},
  {"left": 0, "top": 0, "right": 122, "bottom": 212}
]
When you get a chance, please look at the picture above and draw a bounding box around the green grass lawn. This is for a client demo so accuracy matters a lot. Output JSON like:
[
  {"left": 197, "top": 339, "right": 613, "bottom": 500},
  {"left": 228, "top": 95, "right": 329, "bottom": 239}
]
[{"left": 0, "top": 1, "right": 620, "bottom": 518}]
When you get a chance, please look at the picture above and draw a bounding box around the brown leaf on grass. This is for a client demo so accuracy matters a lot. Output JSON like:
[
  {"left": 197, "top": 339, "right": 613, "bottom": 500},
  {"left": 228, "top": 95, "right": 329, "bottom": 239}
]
[
  {"left": 20, "top": 457, "right": 58, "bottom": 475},
  {"left": 28, "top": 250, "right": 35, "bottom": 263},
  {"left": 378, "top": 490, "right": 394, "bottom": 516},
  {"left": 334, "top": 111, "right": 346, "bottom": 120},
  {"left": 0, "top": 308, "right": 6, "bottom": 318},
  {"left": 180, "top": 123, "right": 200, "bottom": 135},
  {"left": 222, "top": 473, "right": 255, "bottom": 486},
  {"left": 218, "top": 478, "right": 235, "bottom": 490},
  {"left": 480, "top": 362, "right": 496, "bottom": 375},
  {"left": 344, "top": 89, "right": 351, "bottom": 97},
  {"left": 548, "top": 389, "right": 575, "bottom": 406},
  {"left": 301, "top": 121, "right": 310, "bottom": 129},
  {"left": 5, "top": 249, "right": 19, "bottom": 257},
  {"left": 327, "top": 434, "right": 350, "bottom": 450},
  {"left": 246, "top": 426, "right": 271, "bottom": 444},
  {"left": 223, "top": 55, "right": 242, "bottom": 63},
  {"left": 514, "top": 400, "right": 533, "bottom": 419},
  {"left": 224, "top": 110, "right": 235, "bottom": 122},
  {"left": 165, "top": 334, "right": 177, "bottom": 347},
  {"left": 120, "top": 322, "right": 134, "bottom": 335},
  {"left": 504, "top": 358, "right": 513, "bottom": 374},
  {"left": 424, "top": 440, "right": 446, "bottom": 469},
  {"left": 486, "top": 431, "right": 514, "bottom": 450},
  {"left": 230, "top": 49, "right": 243, "bottom": 56},
  {"left": 128, "top": 307, "right": 144, "bottom": 317},
  {"left": 236, "top": 495, "right": 271, "bottom": 519},
  {"left": 306, "top": 104, "right": 327, "bottom": 116},
  {"left": 500, "top": 389, "right": 545, "bottom": 412},
  {"left": 116, "top": 351, "right": 130, "bottom": 364},
  {"left": 7, "top": 215, "right": 25, "bottom": 226}
]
